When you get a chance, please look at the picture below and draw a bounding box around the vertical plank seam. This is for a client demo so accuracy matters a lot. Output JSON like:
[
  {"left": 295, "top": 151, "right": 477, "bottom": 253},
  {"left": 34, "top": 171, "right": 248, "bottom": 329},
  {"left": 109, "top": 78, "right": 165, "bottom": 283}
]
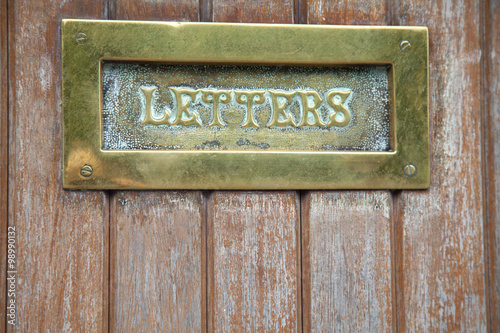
[
  {"left": 203, "top": 5, "right": 213, "bottom": 331},
  {"left": 207, "top": 192, "right": 214, "bottom": 333},
  {"left": 199, "top": 0, "right": 211, "bottom": 22},
  {"left": 388, "top": 2, "right": 401, "bottom": 332},
  {"left": 108, "top": 191, "right": 117, "bottom": 333},
  {"left": 106, "top": 191, "right": 112, "bottom": 333},
  {"left": 390, "top": 190, "right": 396, "bottom": 333},
  {"left": 107, "top": 0, "right": 115, "bottom": 20},
  {"left": 295, "top": 2, "right": 303, "bottom": 331},
  {"left": 199, "top": 0, "right": 204, "bottom": 21},
  {"left": 385, "top": 0, "right": 393, "bottom": 25},
  {"left": 480, "top": 0, "right": 493, "bottom": 331},
  {"left": 106, "top": 4, "right": 115, "bottom": 332},
  {"left": 390, "top": 190, "right": 403, "bottom": 333},
  {"left": 199, "top": 2, "right": 210, "bottom": 329},
  {"left": 300, "top": 191, "right": 311, "bottom": 332},
  {"left": 203, "top": 190, "right": 210, "bottom": 333},
  {"left": 294, "top": 0, "right": 300, "bottom": 24},
  {"left": 300, "top": 191, "right": 306, "bottom": 333},
  {"left": 298, "top": 190, "right": 303, "bottom": 333}
]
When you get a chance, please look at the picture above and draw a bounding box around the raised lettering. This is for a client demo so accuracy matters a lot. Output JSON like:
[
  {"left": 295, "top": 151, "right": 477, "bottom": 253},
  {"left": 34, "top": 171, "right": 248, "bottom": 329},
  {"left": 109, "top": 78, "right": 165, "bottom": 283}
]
[
  {"left": 296, "top": 91, "right": 325, "bottom": 127},
  {"left": 170, "top": 88, "right": 202, "bottom": 126},
  {"left": 326, "top": 90, "right": 352, "bottom": 127},
  {"left": 140, "top": 86, "right": 170, "bottom": 125},
  {"left": 140, "top": 86, "right": 354, "bottom": 129},
  {"left": 201, "top": 89, "right": 232, "bottom": 127},
  {"left": 268, "top": 90, "right": 297, "bottom": 127},
  {"left": 235, "top": 90, "right": 266, "bottom": 128}
]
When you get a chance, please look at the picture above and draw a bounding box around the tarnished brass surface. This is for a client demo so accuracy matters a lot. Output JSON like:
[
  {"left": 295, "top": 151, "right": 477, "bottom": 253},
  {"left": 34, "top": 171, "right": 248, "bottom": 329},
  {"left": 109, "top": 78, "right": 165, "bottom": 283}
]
[
  {"left": 62, "top": 20, "right": 429, "bottom": 189},
  {"left": 102, "top": 63, "right": 391, "bottom": 152}
]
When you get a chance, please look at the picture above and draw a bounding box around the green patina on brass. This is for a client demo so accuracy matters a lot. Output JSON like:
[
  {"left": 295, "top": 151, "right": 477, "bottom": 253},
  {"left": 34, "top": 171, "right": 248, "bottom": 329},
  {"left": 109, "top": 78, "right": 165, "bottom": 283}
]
[{"left": 102, "top": 63, "right": 392, "bottom": 152}]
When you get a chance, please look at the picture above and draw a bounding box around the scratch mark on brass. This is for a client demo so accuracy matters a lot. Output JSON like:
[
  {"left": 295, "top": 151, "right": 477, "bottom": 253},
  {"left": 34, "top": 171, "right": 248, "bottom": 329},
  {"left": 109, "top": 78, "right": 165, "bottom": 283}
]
[{"left": 102, "top": 63, "right": 392, "bottom": 151}]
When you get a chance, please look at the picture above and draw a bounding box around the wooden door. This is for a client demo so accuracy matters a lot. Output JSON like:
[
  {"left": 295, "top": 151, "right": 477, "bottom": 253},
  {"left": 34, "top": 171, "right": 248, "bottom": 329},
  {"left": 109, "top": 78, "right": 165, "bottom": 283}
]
[{"left": 1, "top": 0, "right": 498, "bottom": 331}]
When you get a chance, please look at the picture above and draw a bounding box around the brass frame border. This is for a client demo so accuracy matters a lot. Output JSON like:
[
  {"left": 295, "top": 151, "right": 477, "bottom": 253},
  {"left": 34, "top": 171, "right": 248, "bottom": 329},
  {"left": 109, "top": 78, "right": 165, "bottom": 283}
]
[{"left": 62, "top": 20, "right": 429, "bottom": 190}]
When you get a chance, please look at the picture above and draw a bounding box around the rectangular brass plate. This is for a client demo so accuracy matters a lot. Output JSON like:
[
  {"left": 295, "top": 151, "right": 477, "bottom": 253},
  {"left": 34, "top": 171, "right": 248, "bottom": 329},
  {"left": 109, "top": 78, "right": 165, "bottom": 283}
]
[{"left": 62, "top": 20, "right": 429, "bottom": 190}]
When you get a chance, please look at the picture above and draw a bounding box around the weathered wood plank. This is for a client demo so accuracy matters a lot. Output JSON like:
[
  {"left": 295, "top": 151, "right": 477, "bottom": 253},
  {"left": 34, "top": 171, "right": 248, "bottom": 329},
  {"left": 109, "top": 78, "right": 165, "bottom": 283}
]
[
  {"left": 212, "top": 0, "right": 295, "bottom": 23},
  {"left": 302, "top": 192, "right": 392, "bottom": 332},
  {"left": 208, "top": 3, "right": 300, "bottom": 332},
  {"left": 108, "top": 1, "right": 206, "bottom": 332},
  {"left": 109, "top": 0, "right": 199, "bottom": 21},
  {"left": 394, "top": 0, "right": 486, "bottom": 330},
  {"left": 301, "top": 1, "right": 393, "bottom": 331},
  {"left": 484, "top": 0, "right": 499, "bottom": 331},
  {"left": 301, "top": 0, "right": 388, "bottom": 24},
  {"left": 208, "top": 191, "right": 301, "bottom": 332},
  {"left": 7, "top": 0, "right": 108, "bottom": 331},
  {"left": 110, "top": 191, "right": 205, "bottom": 332},
  {"left": 1, "top": 0, "right": 8, "bottom": 328}
]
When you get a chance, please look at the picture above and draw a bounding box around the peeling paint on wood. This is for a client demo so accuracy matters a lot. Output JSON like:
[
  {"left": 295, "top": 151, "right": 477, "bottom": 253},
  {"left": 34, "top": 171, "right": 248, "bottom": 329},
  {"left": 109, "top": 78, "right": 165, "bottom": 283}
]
[
  {"left": 303, "top": 0, "right": 388, "bottom": 24},
  {"left": 111, "top": 191, "right": 204, "bottom": 332},
  {"left": 109, "top": 0, "right": 199, "bottom": 21},
  {"left": 212, "top": 0, "right": 295, "bottom": 23},
  {"left": 7, "top": 0, "right": 108, "bottom": 331},
  {"left": 302, "top": 192, "right": 392, "bottom": 332},
  {"left": 208, "top": 192, "right": 300, "bottom": 332}
]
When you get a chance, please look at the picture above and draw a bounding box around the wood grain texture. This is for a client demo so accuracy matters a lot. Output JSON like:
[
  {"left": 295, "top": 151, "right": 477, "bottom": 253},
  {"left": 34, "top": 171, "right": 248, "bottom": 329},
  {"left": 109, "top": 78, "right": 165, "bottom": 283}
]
[
  {"left": 208, "top": 4, "right": 300, "bottom": 332},
  {"left": 212, "top": 0, "right": 295, "bottom": 23},
  {"left": 208, "top": 191, "right": 301, "bottom": 332},
  {"left": 110, "top": 191, "right": 205, "bottom": 332},
  {"left": 302, "top": 0, "right": 388, "bottom": 24},
  {"left": 394, "top": 0, "right": 486, "bottom": 331},
  {"left": 109, "top": 0, "right": 199, "bottom": 21},
  {"left": 108, "top": 1, "right": 206, "bottom": 332},
  {"left": 301, "top": 2, "right": 394, "bottom": 331},
  {"left": 484, "top": 0, "right": 500, "bottom": 331},
  {"left": 7, "top": 0, "right": 108, "bottom": 330},
  {"left": 302, "top": 192, "right": 392, "bottom": 332},
  {"left": 1, "top": 0, "right": 8, "bottom": 329}
]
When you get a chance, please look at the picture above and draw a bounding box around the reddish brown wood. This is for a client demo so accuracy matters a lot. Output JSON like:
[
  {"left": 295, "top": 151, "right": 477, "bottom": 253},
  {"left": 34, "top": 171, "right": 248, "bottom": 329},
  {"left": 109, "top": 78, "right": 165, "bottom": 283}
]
[
  {"left": 208, "top": 3, "right": 300, "bottom": 332},
  {"left": 208, "top": 191, "right": 301, "bottom": 332},
  {"left": 302, "top": 192, "right": 393, "bottom": 332},
  {"left": 301, "top": 0, "right": 388, "bottom": 24},
  {"left": 484, "top": 0, "right": 499, "bottom": 331},
  {"left": 110, "top": 191, "right": 205, "bottom": 332},
  {"left": 7, "top": 0, "right": 108, "bottom": 331},
  {"left": 1, "top": 0, "right": 8, "bottom": 329},
  {"left": 3, "top": 1, "right": 495, "bottom": 332},
  {"left": 212, "top": 0, "right": 295, "bottom": 23},
  {"left": 301, "top": 1, "right": 393, "bottom": 331},
  {"left": 394, "top": 0, "right": 486, "bottom": 330},
  {"left": 110, "top": 0, "right": 199, "bottom": 21},
  {"left": 108, "top": 1, "right": 206, "bottom": 332}
]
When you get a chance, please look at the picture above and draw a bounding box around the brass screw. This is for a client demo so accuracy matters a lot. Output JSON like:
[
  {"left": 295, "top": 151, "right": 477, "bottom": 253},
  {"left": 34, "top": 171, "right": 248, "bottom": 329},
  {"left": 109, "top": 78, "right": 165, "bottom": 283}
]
[
  {"left": 399, "top": 40, "right": 411, "bottom": 52},
  {"left": 76, "top": 32, "right": 87, "bottom": 45},
  {"left": 404, "top": 164, "right": 417, "bottom": 177},
  {"left": 80, "top": 164, "right": 93, "bottom": 178}
]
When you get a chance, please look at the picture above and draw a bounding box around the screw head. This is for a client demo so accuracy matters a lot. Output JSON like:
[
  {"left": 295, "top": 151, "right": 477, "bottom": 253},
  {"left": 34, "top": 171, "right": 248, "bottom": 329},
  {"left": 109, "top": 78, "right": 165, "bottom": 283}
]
[
  {"left": 80, "top": 164, "right": 93, "bottom": 178},
  {"left": 404, "top": 164, "right": 417, "bottom": 177},
  {"left": 399, "top": 40, "right": 411, "bottom": 52},
  {"left": 76, "top": 32, "right": 87, "bottom": 45}
]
